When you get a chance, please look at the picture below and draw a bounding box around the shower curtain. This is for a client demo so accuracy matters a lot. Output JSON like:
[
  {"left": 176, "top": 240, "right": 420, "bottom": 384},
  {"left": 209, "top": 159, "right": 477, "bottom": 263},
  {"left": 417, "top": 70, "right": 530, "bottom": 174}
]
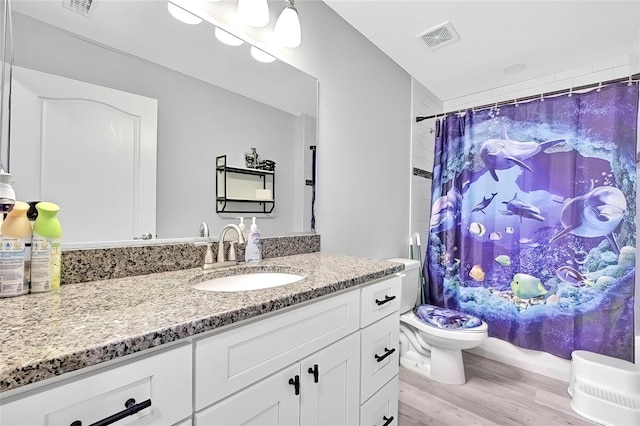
[{"left": 426, "top": 82, "right": 638, "bottom": 361}]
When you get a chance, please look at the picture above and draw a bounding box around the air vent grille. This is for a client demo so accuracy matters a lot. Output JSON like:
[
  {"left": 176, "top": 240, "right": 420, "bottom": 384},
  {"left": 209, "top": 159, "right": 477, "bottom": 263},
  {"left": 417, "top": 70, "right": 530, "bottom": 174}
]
[
  {"left": 62, "top": 0, "right": 95, "bottom": 18},
  {"left": 419, "top": 22, "right": 459, "bottom": 49}
]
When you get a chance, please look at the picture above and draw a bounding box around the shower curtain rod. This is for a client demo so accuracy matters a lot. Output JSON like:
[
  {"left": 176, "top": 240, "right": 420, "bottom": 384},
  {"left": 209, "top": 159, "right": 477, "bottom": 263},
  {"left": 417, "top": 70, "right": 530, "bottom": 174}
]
[{"left": 416, "top": 72, "right": 640, "bottom": 122}]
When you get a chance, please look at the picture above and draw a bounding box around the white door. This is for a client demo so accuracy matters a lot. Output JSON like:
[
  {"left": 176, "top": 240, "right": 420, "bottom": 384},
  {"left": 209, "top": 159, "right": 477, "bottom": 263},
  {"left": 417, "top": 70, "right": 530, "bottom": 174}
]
[
  {"left": 10, "top": 66, "right": 157, "bottom": 244},
  {"left": 300, "top": 333, "right": 361, "bottom": 426},
  {"left": 195, "top": 364, "right": 300, "bottom": 426}
]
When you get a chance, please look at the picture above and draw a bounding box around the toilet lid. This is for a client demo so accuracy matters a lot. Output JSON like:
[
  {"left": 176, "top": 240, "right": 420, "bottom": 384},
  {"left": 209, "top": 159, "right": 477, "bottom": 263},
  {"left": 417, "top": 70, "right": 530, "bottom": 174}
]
[{"left": 413, "top": 304, "right": 483, "bottom": 330}]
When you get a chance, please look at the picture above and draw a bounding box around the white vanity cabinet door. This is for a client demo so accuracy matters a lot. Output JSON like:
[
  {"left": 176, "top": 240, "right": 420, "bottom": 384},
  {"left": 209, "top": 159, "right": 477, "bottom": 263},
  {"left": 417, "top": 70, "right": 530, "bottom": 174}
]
[
  {"left": 300, "top": 332, "right": 361, "bottom": 426},
  {"left": 360, "top": 312, "right": 400, "bottom": 403},
  {"left": 194, "top": 289, "right": 359, "bottom": 410},
  {"left": 360, "top": 276, "right": 401, "bottom": 328},
  {"left": 195, "top": 364, "right": 300, "bottom": 426},
  {"left": 0, "top": 343, "right": 192, "bottom": 426},
  {"left": 360, "top": 375, "right": 399, "bottom": 426}
]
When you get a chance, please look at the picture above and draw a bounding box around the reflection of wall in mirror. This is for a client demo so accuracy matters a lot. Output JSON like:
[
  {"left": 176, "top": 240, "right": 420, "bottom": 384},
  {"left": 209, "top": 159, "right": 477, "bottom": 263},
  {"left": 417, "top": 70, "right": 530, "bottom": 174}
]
[{"left": 12, "top": 12, "right": 314, "bottom": 242}]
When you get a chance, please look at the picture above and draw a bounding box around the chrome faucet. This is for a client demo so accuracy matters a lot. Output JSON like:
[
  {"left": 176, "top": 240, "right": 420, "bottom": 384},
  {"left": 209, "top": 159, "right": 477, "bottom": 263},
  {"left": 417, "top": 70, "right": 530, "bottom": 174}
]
[{"left": 216, "top": 224, "right": 245, "bottom": 265}]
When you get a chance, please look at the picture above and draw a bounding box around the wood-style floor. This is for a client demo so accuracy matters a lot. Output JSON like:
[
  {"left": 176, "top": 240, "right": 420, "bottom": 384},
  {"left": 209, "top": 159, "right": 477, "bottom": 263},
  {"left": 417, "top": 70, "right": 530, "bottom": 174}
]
[{"left": 398, "top": 352, "right": 596, "bottom": 426}]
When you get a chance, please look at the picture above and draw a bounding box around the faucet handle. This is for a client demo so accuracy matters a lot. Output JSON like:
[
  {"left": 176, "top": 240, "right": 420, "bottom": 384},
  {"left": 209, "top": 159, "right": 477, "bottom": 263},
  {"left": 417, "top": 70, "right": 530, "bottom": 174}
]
[{"left": 228, "top": 241, "right": 236, "bottom": 261}]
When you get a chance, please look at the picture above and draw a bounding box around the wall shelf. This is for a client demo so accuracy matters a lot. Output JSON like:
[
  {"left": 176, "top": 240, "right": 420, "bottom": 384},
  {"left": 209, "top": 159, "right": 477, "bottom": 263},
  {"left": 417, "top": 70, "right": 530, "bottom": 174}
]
[{"left": 216, "top": 155, "right": 275, "bottom": 214}]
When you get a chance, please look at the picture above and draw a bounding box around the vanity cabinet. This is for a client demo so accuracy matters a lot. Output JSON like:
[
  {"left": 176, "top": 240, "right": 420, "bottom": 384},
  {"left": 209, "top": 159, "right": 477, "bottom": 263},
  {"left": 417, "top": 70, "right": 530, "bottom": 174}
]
[
  {"left": 0, "top": 343, "right": 192, "bottom": 426},
  {"left": 216, "top": 155, "right": 275, "bottom": 214},
  {"left": 0, "top": 274, "right": 402, "bottom": 426},
  {"left": 359, "top": 275, "right": 401, "bottom": 426},
  {"left": 196, "top": 333, "right": 360, "bottom": 426}
]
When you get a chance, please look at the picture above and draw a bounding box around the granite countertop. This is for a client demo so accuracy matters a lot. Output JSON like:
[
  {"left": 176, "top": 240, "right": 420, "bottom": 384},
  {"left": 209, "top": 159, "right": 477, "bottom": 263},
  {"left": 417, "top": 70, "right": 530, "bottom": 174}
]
[{"left": 0, "top": 252, "right": 403, "bottom": 393}]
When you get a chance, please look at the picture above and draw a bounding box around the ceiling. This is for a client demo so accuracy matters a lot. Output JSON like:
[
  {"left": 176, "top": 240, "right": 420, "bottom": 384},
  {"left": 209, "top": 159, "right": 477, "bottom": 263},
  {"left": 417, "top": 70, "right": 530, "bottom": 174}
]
[{"left": 323, "top": 0, "right": 640, "bottom": 102}]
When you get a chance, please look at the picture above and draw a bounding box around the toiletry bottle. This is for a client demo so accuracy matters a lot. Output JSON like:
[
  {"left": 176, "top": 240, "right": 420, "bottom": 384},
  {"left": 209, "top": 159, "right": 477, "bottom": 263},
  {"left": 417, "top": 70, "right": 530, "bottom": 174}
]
[
  {"left": 236, "top": 216, "right": 247, "bottom": 240},
  {"left": 245, "top": 217, "right": 261, "bottom": 262},
  {"left": 31, "top": 202, "right": 62, "bottom": 292},
  {"left": 0, "top": 201, "right": 32, "bottom": 297}
]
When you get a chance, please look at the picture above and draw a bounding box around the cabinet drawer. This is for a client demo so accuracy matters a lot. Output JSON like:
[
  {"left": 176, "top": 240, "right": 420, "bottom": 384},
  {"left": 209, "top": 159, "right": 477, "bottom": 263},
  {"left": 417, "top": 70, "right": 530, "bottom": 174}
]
[
  {"left": 360, "top": 312, "right": 400, "bottom": 403},
  {"left": 360, "top": 375, "right": 399, "bottom": 426},
  {"left": 195, "top": 290, "right": 360, "bottom": 410},
  {"left": 0, "top": 343, "right": 192, "bottom": 426},
  {"left": 360, "top": 276, "right": 401, "bottom": 327}
]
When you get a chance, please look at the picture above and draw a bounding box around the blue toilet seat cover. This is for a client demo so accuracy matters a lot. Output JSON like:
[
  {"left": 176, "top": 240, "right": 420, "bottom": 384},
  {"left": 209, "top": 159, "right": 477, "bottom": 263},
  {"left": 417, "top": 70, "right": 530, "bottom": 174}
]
[{"left": 413, "top": 304, "right": 482, "bottom": 329}]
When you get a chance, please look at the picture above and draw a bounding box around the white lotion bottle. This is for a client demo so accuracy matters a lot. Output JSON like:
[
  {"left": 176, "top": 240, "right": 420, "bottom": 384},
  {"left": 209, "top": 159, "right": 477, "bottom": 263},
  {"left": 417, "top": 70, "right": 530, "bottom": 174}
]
[
  {"left": 245, "top": 217, "right": 261, "bottom": 263},
  {"left": 236, "top": 216, "right": 247, "bottom": 241}
]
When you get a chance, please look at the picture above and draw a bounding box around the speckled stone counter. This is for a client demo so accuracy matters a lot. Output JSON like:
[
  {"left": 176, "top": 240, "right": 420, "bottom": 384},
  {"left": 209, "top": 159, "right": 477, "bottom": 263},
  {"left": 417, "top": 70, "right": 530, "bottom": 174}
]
[
  {"left": 0, "top": 252, "right": 402, "bottom": 393},
  {"left": 61, "top": 234, "right": 321, "bottom": 284}
]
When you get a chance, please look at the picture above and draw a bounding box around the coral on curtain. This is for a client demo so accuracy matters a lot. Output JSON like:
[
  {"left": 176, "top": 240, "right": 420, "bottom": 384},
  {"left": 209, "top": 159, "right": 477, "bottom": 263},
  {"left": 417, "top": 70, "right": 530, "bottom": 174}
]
[{"left": 426, "top": 82, "right": 638, "bottom": 361}]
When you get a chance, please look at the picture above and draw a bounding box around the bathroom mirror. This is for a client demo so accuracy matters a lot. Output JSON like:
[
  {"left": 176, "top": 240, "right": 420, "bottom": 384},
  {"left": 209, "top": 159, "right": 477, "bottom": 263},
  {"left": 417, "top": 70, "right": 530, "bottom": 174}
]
[{"left": 8, "top": 0, "right": 318, "bottom": 246}]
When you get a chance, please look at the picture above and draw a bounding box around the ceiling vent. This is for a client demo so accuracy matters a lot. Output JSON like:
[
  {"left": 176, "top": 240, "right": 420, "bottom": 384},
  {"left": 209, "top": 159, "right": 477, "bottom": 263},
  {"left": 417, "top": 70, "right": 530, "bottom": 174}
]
[
  {"left": 419, "top": 22, "right": 459, "bottom": 49},
  {"left": 62, "top": 0, "right": 96, "bottom": 18}
]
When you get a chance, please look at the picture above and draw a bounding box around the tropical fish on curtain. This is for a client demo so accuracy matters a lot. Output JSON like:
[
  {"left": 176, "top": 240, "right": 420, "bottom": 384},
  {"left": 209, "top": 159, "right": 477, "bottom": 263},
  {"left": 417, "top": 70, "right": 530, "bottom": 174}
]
[{"left": 426, "top": 82, "right": 638, "bottom": 361}]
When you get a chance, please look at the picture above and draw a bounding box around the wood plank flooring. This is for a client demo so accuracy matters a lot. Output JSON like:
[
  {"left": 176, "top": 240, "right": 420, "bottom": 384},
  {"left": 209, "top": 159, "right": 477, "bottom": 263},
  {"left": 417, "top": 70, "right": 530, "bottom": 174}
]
[{"left": 398, "top": 352, "right": 596, "bottom": 426}]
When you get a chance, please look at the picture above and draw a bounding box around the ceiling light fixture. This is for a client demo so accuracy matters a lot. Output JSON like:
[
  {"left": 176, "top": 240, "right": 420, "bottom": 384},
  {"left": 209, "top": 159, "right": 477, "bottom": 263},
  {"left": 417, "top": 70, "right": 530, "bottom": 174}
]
[
  {"left": 250, "top": 46, "right": 276, "bottom": 63},
  {"left": 167, "top": 1, "right": 202, "bottom": 25},
  {"left": 215, "top": 27, "right": 244, "bottom": 47},
  {"left": 237, "top": 0, "right": 270, "bottom": 28},
  {"left": 274, "top": 0, "right": 301, "bottom": 48}
]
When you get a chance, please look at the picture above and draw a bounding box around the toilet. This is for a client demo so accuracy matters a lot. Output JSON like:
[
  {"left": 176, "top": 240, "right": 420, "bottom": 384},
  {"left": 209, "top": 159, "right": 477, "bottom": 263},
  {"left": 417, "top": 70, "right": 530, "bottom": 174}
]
[{"left": 390, "top": 258, "right": 488, "bottom": 385}]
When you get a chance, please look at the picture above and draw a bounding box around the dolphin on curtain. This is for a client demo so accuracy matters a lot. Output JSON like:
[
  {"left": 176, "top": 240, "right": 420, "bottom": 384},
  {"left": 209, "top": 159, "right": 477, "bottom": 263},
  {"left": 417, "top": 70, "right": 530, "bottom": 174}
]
[
  {"left": 549, "top": 181, "right": 626, "bottom": 253},
  {"left": 480, "top": 129, "right": 564, "bottom": 181}
]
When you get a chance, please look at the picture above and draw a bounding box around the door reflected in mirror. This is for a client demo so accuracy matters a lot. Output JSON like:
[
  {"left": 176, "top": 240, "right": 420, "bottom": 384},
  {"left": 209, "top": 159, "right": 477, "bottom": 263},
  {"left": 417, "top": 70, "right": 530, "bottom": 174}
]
[{"left": 9, "top": 0, "right": 318, "bottom": 246}]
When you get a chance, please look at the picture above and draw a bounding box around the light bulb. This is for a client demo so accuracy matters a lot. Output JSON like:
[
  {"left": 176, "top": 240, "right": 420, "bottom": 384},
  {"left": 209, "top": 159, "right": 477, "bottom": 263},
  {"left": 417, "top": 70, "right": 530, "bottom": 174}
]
[
  {"left": 250, "top": 46, "right": 276, "bottom": 63},
  {"left": 274, "top": 2, "right": 301, "bottom": 48},
  {"left": 167, "top": 1, "right": 202, "bottom": 25},
  {"left": 237, "top": 0, "right": 270, "bottom": 28},
  {"left": 215, "top": 27, "right": 244, "bottom": 47}
]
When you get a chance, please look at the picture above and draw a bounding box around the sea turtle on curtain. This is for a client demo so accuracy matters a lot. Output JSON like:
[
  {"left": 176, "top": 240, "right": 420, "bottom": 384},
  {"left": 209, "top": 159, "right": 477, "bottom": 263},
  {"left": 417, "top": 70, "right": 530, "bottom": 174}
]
[
  {"left": 480, "top": 129, "right": 564, "bottom": 181},
  {"left": 549, "top": 181, "right": 626, "bottom": 254}
]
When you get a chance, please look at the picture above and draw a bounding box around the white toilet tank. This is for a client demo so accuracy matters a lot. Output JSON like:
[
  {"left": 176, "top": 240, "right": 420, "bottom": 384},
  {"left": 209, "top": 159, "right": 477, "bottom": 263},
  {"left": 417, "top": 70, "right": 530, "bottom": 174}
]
[{"left": 387, "top": 258, "right": 422, "bottom": 313}]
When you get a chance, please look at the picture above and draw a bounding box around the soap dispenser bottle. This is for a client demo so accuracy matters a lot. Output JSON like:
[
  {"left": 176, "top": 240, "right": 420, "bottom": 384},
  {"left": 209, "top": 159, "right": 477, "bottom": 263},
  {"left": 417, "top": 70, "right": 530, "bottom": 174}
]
[
  {"left": 0, "top": 201, "right": 32, "bottom": 297},
  {"left": 31, "top": 202, "right": 62, "bottom": 292},
  {"left": 245, "top": 217, "right": 261, "bottom": 263},
  {"left": 236, "top": 216, "right": 247, "bottom": 241}
]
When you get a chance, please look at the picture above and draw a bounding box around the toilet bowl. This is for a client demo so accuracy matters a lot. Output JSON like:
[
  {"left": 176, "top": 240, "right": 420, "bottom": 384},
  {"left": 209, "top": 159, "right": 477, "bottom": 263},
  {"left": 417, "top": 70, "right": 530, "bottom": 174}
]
[{"left": 388, "top": 258, "right": 488, "bottom": 385}]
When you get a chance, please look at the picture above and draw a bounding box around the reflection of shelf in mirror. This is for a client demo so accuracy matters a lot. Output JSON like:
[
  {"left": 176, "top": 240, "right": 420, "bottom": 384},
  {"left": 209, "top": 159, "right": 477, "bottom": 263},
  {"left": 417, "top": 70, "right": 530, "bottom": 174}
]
[
  {"left": 217, "top": 198, "right": 275, "bottom": 203},
  {"left": 217, "top": 166, "right": 275, "bottom": 176},
  {"left": 216, "top": 155, "right": 275, "bottom": 214}
]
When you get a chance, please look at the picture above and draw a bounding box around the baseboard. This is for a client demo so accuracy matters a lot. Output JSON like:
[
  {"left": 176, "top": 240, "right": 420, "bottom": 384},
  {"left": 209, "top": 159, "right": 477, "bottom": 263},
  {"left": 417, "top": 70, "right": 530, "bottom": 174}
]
[{"left": 467, "top": 337, "right": 571, "bottom": 382}]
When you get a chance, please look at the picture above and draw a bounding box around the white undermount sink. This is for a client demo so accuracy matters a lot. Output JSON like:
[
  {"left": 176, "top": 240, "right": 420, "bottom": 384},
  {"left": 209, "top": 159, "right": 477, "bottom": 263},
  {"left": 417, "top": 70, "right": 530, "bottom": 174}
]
[{"left": 192, "top": 272, "right": 305, "bottom": 292}]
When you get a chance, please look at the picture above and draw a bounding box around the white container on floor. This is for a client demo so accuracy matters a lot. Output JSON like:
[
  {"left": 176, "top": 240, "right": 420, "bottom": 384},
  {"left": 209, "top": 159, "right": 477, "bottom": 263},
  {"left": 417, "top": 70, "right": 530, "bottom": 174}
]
[{"left": 569, "top": 350, "right": 640, "bottom": 426}]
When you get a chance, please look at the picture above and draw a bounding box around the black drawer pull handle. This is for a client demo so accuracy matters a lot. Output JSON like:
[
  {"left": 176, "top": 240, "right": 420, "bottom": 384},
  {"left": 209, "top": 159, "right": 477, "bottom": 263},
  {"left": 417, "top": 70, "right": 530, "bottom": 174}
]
[
  {"left": 288, "top": 375, "right": 300, "bottom": 395},
  {"left": 69, "top": 398, "right": 152, "bottom": 426},
  {"left": 374, "top": 347, "right": 396, "bottom": 363},
  {"left": 308, "top": 364, "right": 319, "bottom": 383},
  {"left": 375, "top": 295, "right": 396, "bottom": 306},
  {"left": 382, "top": 415, "right": 394, "bottom": 426}
]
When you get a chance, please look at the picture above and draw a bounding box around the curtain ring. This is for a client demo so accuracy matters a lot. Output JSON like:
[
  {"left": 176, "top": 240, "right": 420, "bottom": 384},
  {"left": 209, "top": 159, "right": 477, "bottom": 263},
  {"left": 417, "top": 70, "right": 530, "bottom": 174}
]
[
  {"left": 540, "top": 93, "right": 544, "bottom": 102},
  {"left": 514, "top": 98, "right": 519, "bottom": 107},
  {"left": 629, "top": 75, "right": 633, "bottom": 87},
  {"left": 568, "top": 86, "right": 573, "bottom": 97},
  {"left": 597, "top": 82, "right": 602, "bottom": 92}
]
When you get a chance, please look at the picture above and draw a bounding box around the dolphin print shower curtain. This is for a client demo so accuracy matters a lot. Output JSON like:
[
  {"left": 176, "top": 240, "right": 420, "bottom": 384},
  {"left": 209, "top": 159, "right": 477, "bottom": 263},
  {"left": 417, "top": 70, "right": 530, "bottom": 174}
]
[{"left": 426, "top": 82, "right": 638, "bottom": 361}]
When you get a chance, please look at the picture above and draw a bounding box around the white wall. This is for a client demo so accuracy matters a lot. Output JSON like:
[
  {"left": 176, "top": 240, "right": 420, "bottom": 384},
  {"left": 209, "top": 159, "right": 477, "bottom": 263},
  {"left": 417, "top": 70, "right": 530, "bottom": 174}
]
[
  {"left": 410, "top": 79, "right": 441, "bottom": 263},
  {"left": 290, "top": 2, "right": 412, "bottom": 258},
  {"left": 215, "top": 1, "right": 413, "bottom": 259}
]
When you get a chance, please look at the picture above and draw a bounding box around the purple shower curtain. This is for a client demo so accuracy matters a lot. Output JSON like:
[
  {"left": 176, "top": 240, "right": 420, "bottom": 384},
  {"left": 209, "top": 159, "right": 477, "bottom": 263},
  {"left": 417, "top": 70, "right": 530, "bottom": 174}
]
[{"left": 426, "top": 82, "right": 638, "bottom": 361}]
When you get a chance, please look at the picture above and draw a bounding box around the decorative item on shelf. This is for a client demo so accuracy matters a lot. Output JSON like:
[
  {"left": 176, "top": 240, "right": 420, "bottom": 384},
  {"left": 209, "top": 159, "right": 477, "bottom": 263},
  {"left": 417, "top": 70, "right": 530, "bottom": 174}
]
[
  {"left": 255, "top": 159, "right": 276, "bottom": 172},
  {"left": 245, "top": 148, "right": 259, "bottom": 168}
]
